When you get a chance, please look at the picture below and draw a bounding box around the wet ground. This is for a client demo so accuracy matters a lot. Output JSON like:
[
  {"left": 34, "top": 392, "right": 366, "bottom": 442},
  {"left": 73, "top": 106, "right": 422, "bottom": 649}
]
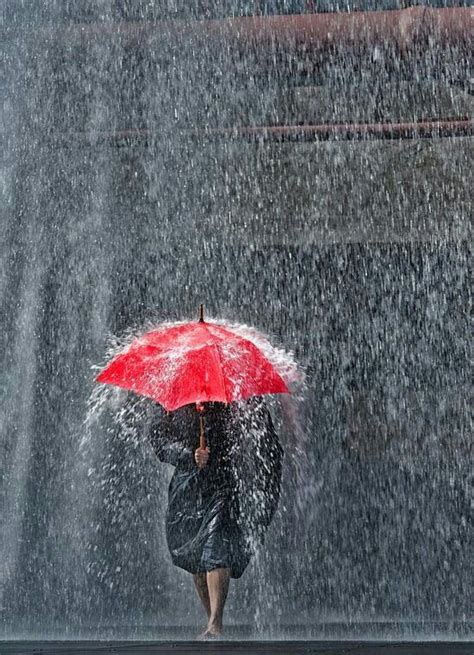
[{"left": 1, "top": 641, "right": 473, "bottom": 654}]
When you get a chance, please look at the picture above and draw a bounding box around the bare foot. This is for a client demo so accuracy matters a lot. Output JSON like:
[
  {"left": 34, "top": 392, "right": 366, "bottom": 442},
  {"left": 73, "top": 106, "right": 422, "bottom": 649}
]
[{"left": 195, "top": 625, "right": 222, "bottom": 640}]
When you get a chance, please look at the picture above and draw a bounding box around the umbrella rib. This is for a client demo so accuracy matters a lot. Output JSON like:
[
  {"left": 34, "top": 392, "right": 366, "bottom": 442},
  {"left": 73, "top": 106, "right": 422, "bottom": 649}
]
[
  {"left": 199, "top": 323, "right": 229, "bottom": 402},
  {"left": 211, "top": 342, "right": 229, "bottom": 401}
]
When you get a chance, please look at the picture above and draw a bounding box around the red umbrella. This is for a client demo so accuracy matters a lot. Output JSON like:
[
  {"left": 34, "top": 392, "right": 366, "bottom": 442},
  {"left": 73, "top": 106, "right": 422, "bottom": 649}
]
[{"left": 95, "top": 305, "right": 289, "bottom": 449}]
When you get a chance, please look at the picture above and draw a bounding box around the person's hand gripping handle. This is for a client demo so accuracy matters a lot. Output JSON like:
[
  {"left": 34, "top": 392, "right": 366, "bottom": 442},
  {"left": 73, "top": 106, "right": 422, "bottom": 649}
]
[{"left": 195, "top": 414, "right": 210, "bottom": 469}]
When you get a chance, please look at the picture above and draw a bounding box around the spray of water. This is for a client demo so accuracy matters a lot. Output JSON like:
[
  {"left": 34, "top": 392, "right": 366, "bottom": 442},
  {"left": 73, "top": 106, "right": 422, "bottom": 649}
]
[{"left": 79, "top": 314, "right": 310, "bottom": 634}]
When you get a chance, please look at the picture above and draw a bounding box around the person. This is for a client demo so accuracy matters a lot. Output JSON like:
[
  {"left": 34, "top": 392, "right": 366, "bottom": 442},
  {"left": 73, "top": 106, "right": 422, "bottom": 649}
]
[{"left": 145, "top": 397, "right": 283, "bottom": 640}]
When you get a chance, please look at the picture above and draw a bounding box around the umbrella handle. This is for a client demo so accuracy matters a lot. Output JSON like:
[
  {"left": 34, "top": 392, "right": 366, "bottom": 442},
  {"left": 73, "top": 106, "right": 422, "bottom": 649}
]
[{"left": 199, "top": 415, "right": 206, "bottom": 450}]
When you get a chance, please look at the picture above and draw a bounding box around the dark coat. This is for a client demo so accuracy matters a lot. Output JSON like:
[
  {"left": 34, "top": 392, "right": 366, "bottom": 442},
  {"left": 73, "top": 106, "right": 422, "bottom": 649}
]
[{"left": 145, "top": 398, "right": 283, "bottom": 579}]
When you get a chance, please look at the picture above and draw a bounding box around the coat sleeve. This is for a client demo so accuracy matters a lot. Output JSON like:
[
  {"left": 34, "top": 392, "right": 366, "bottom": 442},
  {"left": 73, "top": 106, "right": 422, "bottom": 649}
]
[
  {"left": 145, "top": 409, "right": 195, "bottom": 469},
  {"left": 258, "top": 406, "right": 283, "bottom": 528}
]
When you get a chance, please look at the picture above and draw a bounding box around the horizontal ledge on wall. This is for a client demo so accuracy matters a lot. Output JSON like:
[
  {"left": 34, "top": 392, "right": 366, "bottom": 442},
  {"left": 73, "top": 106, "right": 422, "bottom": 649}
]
[
  {"left": 17, "top": 7, "right": 473, "bottom": 52},
  {"left": 53, "top": 118, "right": 473, "bottom": 146},
  {"left": 190, "top": 119, "right": 474, "bottom": 142}
]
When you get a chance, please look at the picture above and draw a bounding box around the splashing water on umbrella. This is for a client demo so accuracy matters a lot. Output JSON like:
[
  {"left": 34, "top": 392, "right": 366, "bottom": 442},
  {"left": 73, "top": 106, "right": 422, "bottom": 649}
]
[
  {"left": 83, "top": 310, "right": 310, "bottom": 512},
  {"left": 85, "top": 311, "right": 307, "bottom": 441}
]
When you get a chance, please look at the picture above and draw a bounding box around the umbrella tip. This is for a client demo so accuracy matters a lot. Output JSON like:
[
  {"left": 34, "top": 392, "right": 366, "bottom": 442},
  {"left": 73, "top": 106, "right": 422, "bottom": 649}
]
[{"left": 199, "top": 303, "right": 204, "bottom": 322}]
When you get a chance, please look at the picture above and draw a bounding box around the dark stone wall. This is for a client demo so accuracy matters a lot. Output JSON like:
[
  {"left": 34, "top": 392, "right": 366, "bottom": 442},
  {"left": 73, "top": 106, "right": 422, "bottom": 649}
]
[{"left": 1, "top": 1, "right": 471, "bottom": 634}]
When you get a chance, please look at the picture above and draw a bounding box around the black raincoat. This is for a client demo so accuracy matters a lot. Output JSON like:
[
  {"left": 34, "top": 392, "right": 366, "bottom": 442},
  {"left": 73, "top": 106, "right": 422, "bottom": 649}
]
[{"left": 145, "top": 398, "right": 283, "bottom": 579}]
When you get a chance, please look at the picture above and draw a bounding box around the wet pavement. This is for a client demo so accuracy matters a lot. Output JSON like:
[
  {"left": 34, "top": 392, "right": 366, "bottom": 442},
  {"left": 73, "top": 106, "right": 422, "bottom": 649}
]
[{"left": 1, "top": 641, "right": 473, "bottom": 655}]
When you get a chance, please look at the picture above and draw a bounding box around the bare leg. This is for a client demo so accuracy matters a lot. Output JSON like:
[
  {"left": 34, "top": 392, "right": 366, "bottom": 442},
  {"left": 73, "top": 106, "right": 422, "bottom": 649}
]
[
  {"left": 205, "top": 567, "right": 231, "bottom": 634},
  {"left": 192, "top": 572, "right": 211, "bottom": 620}
]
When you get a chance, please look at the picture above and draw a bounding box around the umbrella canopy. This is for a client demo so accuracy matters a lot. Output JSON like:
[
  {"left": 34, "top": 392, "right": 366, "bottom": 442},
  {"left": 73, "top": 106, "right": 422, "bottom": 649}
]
[{"left": 95, "top": 307, "right": 289, "bottom": 412}]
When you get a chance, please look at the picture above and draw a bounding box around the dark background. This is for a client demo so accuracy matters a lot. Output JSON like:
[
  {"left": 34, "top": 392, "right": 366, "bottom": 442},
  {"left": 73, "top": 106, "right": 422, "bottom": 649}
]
[{"left": 1, "top": 0, "right": 472, "bottom": 637}]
